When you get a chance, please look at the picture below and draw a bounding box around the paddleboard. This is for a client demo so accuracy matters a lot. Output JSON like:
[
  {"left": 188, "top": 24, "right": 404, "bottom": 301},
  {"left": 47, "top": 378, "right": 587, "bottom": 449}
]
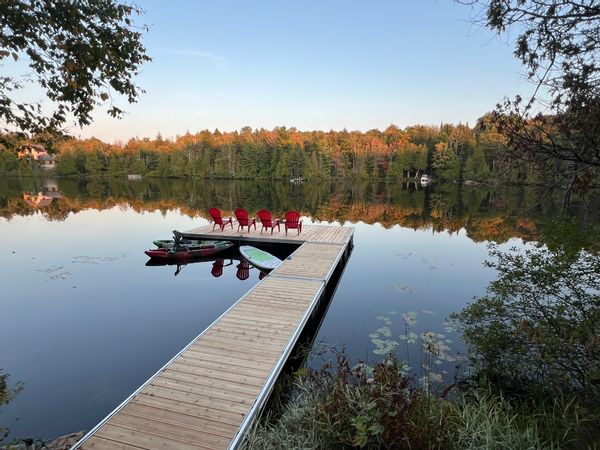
[{"left": 239, "top": 245, "right": 282, "bottom": 271}]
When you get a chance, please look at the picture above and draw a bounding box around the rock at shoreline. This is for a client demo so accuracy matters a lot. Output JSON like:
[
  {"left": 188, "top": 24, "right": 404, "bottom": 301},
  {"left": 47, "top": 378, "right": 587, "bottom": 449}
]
[
  {"left": 1, "top": 431, "right": 85, "bottom": 450},
  {"left": 43, "top": 432, "right": 85, "bottom": 450}
]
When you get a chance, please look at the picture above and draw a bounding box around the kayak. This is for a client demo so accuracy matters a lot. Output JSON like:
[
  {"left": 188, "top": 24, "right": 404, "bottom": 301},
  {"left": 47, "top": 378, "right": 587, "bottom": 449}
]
[
  {"left": 154, "top": 238, "right": 208, "bottom": 249},
  {"left": 145, "top": 241, "right": 234, "bottom": 261},
  {"left": 239, "top": 245, "right": 282, "bottom": 271}
]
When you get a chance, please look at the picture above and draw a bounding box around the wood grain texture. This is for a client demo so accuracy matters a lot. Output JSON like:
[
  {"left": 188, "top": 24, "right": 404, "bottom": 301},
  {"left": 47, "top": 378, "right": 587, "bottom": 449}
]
[
  {"left": 183, "top": 223, "right": 353, "bottom": 245},
  {"left": 78, "top": 226, "right": 353, "bottom": 450}
]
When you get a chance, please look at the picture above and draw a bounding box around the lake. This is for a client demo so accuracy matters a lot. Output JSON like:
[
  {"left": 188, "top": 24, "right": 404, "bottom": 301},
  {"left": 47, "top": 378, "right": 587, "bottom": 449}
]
[{"left": 1, "top": 177, "right": 597, "bottom": 441}]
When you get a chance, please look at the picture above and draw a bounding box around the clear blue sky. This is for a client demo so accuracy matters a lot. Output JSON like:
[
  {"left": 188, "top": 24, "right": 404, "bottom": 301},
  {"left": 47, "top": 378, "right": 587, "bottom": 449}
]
[{"left": 78, "top": 0, "right": 530, "bottom": 141}]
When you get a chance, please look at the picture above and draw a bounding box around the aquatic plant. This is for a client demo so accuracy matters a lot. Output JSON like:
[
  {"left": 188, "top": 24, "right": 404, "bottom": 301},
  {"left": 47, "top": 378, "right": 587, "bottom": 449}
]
[{"left": 368, "top": 310, "right": 461, "bottom": 390}]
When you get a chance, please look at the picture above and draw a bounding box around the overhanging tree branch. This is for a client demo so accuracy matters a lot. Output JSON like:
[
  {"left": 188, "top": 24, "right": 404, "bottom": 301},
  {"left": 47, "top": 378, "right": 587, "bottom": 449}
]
[{"left": 0, "top": 0, "right": 151, "bottom": 135}]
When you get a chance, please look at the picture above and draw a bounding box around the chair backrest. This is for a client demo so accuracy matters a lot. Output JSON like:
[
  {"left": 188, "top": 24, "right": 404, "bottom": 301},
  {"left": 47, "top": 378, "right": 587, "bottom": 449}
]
[
  {"left": 234, "top": 208, "right": 250, "bottom": 224},
  {"left": 257, "top": 209, "right": 272, "bottom": 224},
  {"left": 209, "top": 207, "right": 223, "bottom": 224},
  {"left": 285, "top": 210, "right": 301, "bottom": 227}
]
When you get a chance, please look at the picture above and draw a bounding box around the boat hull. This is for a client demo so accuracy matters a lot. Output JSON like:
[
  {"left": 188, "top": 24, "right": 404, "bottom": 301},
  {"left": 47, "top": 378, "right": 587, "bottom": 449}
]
[{"left": 145, "top": 241, "right": 234, "bottom": 261}]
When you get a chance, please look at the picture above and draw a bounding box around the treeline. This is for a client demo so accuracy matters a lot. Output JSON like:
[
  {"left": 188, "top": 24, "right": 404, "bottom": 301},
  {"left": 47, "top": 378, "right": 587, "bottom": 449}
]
[{"left": 0, "top": 116, "right": 586, "bottom": 183}]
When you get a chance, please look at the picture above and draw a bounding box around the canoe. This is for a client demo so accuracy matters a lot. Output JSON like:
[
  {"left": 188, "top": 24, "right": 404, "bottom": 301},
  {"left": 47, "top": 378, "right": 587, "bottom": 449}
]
[
  {"left": 145, "top": 241, "right": 234, "bottom": 261},
  {"left": 153, "top": 238, "right": 208, "bottom": 249},
  {"left": 239, "top": 245, "right": 282, "bottom": 271}
]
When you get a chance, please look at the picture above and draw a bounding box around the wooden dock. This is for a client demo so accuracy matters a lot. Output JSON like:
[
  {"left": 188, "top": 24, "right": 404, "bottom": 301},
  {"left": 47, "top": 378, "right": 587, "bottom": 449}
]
[{"left": 74, "top": 223, "right": 354, "bottom": 450}]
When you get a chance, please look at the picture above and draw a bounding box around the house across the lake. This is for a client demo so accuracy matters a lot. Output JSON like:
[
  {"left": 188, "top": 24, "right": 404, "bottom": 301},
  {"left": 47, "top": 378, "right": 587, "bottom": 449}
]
[
  {"left": 42, "top": 179, "right": 62, "bottom": 198},
  {"left": 17, "top": 144, "right": 57, "bottom": 170}
]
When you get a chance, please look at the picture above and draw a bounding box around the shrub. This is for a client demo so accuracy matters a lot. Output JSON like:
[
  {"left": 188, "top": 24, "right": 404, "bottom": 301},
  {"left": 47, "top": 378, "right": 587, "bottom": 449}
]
[
  {"left": 243, "top": 354, "right": 448, "bottom": 449},
  {"left": 452, "top": 237, "right": 600, "bottom": 398},
  {"left": 242, "top": 352, "right": 598, "bottom": 449}
]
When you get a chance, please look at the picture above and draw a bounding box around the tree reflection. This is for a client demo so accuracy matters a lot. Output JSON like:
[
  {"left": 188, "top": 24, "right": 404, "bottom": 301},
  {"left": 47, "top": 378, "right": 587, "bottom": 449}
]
[
  {"left": 0, "top": 369, "right": 24, "bottom": 442},
  {"left": 453, "top": 220, "right": 600, "bottom": 398},
  {"left": 1, "top": 177, "right": 599, "bottom": 244}
]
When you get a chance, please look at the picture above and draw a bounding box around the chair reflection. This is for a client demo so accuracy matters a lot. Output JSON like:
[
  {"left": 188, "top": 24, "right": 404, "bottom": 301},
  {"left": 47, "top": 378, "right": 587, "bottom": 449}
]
[
  {"left": 236, "top": 260, "right": 251, "bottom": 280},
  {"left": 146, "top": 256, "right": 266, "bottom": 280},
  {"left": 211, "top": 259, "right": 234, "bottom": 278}
]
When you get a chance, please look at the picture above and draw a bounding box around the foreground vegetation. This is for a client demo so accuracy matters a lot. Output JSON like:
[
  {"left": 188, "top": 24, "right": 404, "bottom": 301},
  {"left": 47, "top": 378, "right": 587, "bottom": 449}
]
[
  {"left": 243, "top": 354, "right": 595, "bottom": 450},
  {"left": 243, "top": 220, "right": 600, "bottom": 449}
]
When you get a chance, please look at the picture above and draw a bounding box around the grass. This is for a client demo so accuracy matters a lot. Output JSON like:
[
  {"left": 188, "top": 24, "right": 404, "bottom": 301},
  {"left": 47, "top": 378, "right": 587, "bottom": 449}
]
[
  {"left": 443, "top": 391, "right": 594, "bottom": 450},
  {"left": 242, "top": 354, "right": 599, "bottom": 450}
]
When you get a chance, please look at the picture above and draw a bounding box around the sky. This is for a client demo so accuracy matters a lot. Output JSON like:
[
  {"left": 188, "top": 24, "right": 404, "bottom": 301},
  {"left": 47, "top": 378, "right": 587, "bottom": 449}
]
[{"left": 72, "top": 0, "right": 530, "bottom": 141}]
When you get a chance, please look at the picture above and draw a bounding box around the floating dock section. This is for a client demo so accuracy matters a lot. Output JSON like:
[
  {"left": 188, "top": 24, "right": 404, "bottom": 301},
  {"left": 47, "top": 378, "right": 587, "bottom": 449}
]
[{"left": 74, "top": 223, "right": 354, "bottom": 450}]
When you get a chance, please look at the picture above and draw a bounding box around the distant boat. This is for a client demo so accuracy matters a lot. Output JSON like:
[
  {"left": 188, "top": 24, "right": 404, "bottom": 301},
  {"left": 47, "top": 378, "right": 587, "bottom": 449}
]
[
  {"left": 289, "top": 177, "right": 304, "bottom": 184},
  {"left": 239, "top": 245, "right": 282, "bottom": 271},
  {"left": 420, "top": 174, "right": 430, "bottom": 184},
  {"left": 127, "top": 174, "right": 142, "bottom": 180}
]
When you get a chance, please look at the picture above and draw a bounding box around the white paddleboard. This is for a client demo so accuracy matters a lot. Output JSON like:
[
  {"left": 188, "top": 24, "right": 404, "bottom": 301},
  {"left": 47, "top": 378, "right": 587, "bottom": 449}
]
[{"left": 239, "top": 245, "right": 282, "bottom": 271}]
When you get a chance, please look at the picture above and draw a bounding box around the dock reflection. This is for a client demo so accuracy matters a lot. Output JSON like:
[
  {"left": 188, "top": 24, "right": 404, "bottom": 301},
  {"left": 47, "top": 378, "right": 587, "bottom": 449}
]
[{"left": 145, "top": 253, "right": 268, "bottom": 281}]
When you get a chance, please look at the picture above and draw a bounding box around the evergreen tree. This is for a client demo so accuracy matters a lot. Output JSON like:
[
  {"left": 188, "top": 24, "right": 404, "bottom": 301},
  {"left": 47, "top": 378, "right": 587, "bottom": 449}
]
[
  {"left": 464, "top": 146, "right": 490, "bottom": 181},
  {"left": 433, "top": 143, "right": 461, "bottom": 180},
  {"left": 85, "top": 151, "right": 106, "bottom": 176},
  {"left": 56, "top": 152, "right": 78, "bottom": 176}
]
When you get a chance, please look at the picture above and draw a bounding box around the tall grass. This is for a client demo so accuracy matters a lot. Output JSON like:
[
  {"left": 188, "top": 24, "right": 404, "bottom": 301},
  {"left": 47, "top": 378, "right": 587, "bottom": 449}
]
[
  {"left": 242, "top": 355, "right": 598, "bottom": 449},
  {"left": 444, "top": 391, "right": 594, "bottom": 450}
]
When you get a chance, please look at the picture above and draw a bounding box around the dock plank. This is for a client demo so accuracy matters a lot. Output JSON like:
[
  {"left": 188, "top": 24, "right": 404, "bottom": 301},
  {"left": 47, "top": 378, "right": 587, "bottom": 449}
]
[
  {"left": 76, "top": 224, "right": 353, "bottom": 450},
  {"left": 120, "top": 403, "right": 238, "bottom": 438},
  {"left": 94, "top": 423, "right": 203, "bottom": 450}
]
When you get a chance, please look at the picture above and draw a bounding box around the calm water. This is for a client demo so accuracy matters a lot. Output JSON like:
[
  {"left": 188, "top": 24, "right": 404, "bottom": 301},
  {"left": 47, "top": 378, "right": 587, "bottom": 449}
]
[{"left": 1, "top": 177, "right": 597, "bottom": 441}]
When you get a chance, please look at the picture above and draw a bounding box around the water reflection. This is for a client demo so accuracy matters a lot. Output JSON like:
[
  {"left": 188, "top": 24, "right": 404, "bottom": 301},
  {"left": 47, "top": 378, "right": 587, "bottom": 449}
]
[
  {"left": 0, "top": 370, "right": 24, "bottom": 443},
  {"left": 1, "top": 177, "right": 599, "bottom": 441},
  {"left": 22, "top": 192, "right": 53, "bottom": 208},
  {"left": 145, "top": 254, "right": 268, "bottom": 281},
  {"left": 2, "top": 177, "right": 599, "bottom": 241}
]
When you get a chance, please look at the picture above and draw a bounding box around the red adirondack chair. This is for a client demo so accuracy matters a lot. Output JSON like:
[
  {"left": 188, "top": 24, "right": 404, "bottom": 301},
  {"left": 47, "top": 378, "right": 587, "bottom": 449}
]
[
  {"left": 257, "top": 209, "right": 280, "bottom": 234},
  {"left": 209, "top": 207, "right": 233, "bottom": 231},
  {"left": 284, "top": 210, "right": 303, "bottom": 235},
  {"left": 234, "top": 208, "right": 256, "bottom": 232}
]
